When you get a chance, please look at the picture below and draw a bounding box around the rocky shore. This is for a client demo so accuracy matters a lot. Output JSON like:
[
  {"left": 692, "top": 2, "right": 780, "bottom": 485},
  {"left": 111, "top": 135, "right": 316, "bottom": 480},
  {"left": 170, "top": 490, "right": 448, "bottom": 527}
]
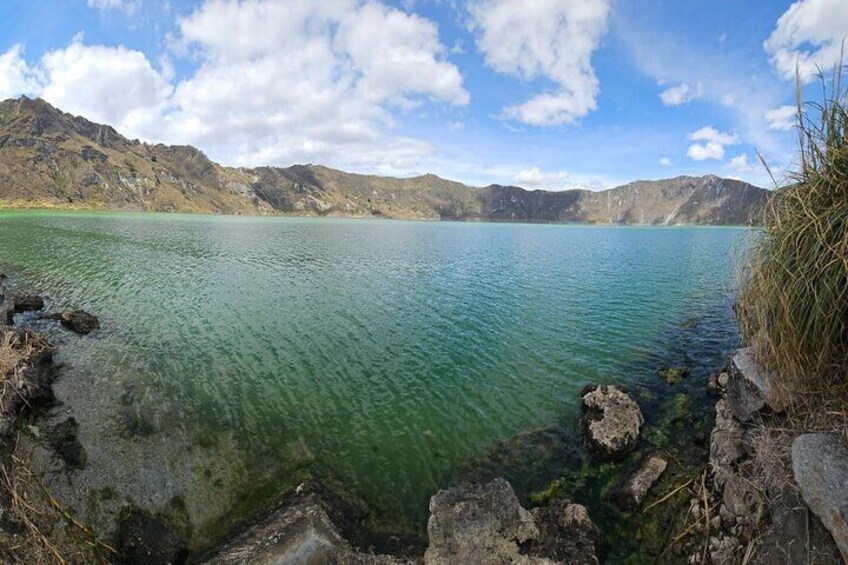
[{"left": 1, "top": 278, "right": 846, "bottom": 564}]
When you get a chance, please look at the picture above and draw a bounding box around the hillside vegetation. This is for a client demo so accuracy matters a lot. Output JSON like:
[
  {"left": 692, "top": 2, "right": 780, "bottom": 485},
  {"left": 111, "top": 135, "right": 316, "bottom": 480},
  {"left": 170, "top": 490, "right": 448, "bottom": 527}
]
[{"left": 0, "top": 97, "right": 768, "bottom": 225}]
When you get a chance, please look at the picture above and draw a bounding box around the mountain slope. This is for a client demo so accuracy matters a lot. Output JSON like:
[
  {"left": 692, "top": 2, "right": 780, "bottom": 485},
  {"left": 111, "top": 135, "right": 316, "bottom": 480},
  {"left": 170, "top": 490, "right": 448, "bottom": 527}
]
[{"left": 0, "top": 97, "right": 769, "bottom": 224}]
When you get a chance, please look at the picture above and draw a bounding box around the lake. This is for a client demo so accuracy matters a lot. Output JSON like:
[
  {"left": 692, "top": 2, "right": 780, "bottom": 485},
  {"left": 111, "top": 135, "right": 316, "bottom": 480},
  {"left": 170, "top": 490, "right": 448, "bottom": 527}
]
[{"left": 0, "top": 212, "right": 747, "bottom": 549}]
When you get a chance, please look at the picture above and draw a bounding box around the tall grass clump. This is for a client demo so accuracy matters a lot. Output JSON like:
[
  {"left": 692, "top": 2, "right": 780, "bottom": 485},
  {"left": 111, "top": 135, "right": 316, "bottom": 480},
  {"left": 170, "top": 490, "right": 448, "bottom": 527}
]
[{"left": 737, "top": 64, "right": 848, "bottom": 402}]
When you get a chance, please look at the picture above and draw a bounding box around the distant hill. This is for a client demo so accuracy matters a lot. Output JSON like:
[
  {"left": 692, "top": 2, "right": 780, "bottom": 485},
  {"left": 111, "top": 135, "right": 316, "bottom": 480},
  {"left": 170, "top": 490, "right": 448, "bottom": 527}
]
[{"left": 0, "top": 97, "right": 769, "bottom": 225}]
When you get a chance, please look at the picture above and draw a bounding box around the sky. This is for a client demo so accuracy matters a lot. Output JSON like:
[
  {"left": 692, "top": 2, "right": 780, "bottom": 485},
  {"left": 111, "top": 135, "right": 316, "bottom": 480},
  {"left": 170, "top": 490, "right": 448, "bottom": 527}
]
[{"left": 0, "top": 0, "right": 845, "bottom": 190}]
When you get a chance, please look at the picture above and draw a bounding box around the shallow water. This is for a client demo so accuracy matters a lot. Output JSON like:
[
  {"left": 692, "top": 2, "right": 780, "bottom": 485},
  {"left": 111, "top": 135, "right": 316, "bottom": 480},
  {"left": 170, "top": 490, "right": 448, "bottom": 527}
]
[{"left": 0, "top": 212, "right": 748, "bottom": 545}]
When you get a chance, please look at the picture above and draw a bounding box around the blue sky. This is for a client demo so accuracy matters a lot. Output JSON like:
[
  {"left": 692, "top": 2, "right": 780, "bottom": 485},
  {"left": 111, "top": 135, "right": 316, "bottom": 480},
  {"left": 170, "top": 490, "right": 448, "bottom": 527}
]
[{"left": 0, "top": 0, "right": 845, "bottom": 190}]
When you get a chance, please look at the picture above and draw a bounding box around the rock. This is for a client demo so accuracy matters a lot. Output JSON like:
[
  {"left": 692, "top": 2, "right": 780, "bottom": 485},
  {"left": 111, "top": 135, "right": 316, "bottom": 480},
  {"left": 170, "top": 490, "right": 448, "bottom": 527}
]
[
  {"left": 717, "top": 372, "right": 729, "bottom": 387},
  {"left": 114, "top": 498, "right": 192, "bottom": 565},
  {"left": 613, "top": 454, "right": 668, "bottom": 510},
  {"left": 580, "top": 385, "right": 643, "bottom": 459},
  {"left": 530, "top": 499, "right": 600, "bottom": 564},
  {"left": 721, "top": 473, "right": 762, "bottom": 524},
  {"left": 709, "top": 399, "right": 744, "bottom": 487},
  {"left": 709, "top": 535, "right": 742, "bottom": 565},
  {"left": 726, "top": 348, "right": 784, "bottom": 421},
  {"left": 47, "top": 417, "right": 87, "bottom": 470},
  {"left": 207, "top": 485, "right": 405, "bottom": 565},
  {"left": 750, "top": 487, "right": 843, "bottom": 564},
  {"left": 12, "top": 294, "right": 44, "bottom": 313},
  {"left": 424, "top": 478, "right": 546, "bottom": 565},
  {"left": 59, "top": 309, "right": 100, "bottom": 334},
  {"left": 706, "top": 373, "right": 721, "bottom": 396},
  {"left": 792, "top": 433, "right": 848, "bottom": 561}
]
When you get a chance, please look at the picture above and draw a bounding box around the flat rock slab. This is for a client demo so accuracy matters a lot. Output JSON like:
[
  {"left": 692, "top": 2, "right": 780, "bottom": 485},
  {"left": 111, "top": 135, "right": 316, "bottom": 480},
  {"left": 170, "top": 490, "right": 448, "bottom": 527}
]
[
  {"left": 581, "top": 385, "right": 643, "bottom": 459},
  {"left": 727, "top": 348, "right": 784, "bottom": 421},
  {"left": 614, "top": 454, "right": 668, "bottom": 510},
  {"left": 792, "top": 433, "right": 848, "bottom": 562}
]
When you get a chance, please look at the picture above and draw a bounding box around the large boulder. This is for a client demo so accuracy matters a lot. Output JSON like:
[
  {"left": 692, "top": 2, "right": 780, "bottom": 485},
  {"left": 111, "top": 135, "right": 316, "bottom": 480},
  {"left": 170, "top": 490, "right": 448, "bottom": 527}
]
[
  {"left": 726, "top": 348, "right": 784, "bottom": 422},
  {"left": 424, "top": 478, "right": 545, "bottom": 564},
  {"left": 612, "top": 454, "right": 668, "bottom": 510},
  {"left": 791, "top": 433, "right": 848, "bottom": 561},
  {"left": 60, "top": 309, "right": 100, "bottom": 334},
  {"left": 580, "top": 385, "right": 643, "bottom": 459}
]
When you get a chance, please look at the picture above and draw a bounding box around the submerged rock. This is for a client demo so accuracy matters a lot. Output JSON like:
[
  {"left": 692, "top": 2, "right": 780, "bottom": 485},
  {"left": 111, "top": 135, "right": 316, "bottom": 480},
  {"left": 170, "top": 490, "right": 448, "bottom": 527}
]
[
  {"left": 657, "top": 366, "right": 689, "bottom": 385},
  {"left": 580, "top": 385, "right": 643, "bottom": 459},
  {"left": 530, "top": 499, "right": 601, "bottom": 564},
  {"left": 613, "top": 454, "right": 668, "bottom": 511},
  {"left": 114, "top": 498, "right": 192, "bottom": 565},
  {"left": 47, "top": 417, "right": 87, "bottom": 469},
  {"left": 59, "top": 309, "right": 100, "bottom": 334},
  {"left": 726, "top": 348, "right": 784, "bottom": 421},
  {"left": 791, "top": 433, "right": 848, "bottom": 561}
]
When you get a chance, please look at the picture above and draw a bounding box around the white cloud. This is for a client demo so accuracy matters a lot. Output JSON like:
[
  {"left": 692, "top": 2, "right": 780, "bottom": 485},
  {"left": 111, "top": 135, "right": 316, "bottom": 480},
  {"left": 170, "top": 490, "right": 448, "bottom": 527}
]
[
  {"left": 39, "top": 39, "right": 172, "bottom": 133},
  {"left": 765, "top": 0, "right": 848, "bottom": 82},
  {"left": 0, "top": 45, "right": 39, "bottom": 100},
  {"left": 686, "top": 126, "right": 739, "bottom": 161},
  {"left": 659, "top": 157, "right": 672, "bottom": 167},
  {"left": 514, "top": 167, "right": 571, "bottom": 188},
  {"left": 87, "top": 0, "right": 141, "bottom": 15},
  {"left": 468, "top": 0, "right": 611, "bottom": 126},
  {"left": 659, "top": 83, "right": 701, "bottom": 106},
  {"left": 764, "top": 104, "right": 797, "bottom": 130},
  {"left": 165, "top": 0, "right": 467, "bottom": 169},
  {"left": 725, "top": 153, "right": 759, "bottom": 173}
]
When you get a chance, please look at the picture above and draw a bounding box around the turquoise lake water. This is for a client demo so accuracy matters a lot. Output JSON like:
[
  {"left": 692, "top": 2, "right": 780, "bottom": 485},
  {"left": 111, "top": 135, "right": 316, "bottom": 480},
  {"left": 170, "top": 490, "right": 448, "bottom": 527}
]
[{"left": 0, "top": 212, "right": 748, "bottom": 546}]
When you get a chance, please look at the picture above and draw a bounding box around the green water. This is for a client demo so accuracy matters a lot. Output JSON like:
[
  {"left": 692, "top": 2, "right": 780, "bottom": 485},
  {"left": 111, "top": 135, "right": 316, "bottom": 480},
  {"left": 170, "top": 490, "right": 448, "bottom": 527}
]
[{"left": 0, "top": 212, "right": 747, "bottom": 545}]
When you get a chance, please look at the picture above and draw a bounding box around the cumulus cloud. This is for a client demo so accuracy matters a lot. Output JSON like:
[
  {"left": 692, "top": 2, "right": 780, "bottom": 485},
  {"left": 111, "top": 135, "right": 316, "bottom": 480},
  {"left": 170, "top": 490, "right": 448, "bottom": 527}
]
[
  {"left": 764, "top": 105, "right": 797, "bottom": 131},
  {"left": 765, "top": 0, "right": 848, "bottom": 82},
  {"left": 686, "top": 126, "right": 739, "bottom": 161},
  {"left": 0, "top": 45, "right": 39, "bottom": 100},
  {"left": 659, "top": 83, "right": 701, "bottom": 106},
  {"left": 468, "top": 0, "right": 610, "bottom": 126},
  {"left": 725, "top": 153, "right": 759, "bottom": 173},
  {"left": 514, "top": 167, "right": 571, "bottom": 188}
]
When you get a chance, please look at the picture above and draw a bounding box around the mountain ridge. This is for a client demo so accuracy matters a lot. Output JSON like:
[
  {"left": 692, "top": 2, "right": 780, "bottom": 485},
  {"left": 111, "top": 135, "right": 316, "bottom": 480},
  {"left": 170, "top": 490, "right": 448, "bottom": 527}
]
[{"left": 0, "top": 96, "right": 769, "bottom": 225}]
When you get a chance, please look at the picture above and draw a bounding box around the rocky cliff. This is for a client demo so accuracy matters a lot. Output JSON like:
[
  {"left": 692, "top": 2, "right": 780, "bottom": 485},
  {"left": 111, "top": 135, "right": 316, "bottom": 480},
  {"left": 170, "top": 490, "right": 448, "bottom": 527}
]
[{"left": 0, "top": 97, "right": 769, "bottom": 225}]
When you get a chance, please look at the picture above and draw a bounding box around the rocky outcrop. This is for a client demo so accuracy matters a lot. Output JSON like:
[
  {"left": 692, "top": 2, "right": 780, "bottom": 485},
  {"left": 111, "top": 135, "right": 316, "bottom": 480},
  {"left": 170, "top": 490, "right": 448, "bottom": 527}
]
[
  {"left": 581, "top": 385, "right": 643, "bottom": 459},
  {"left": 726, "top": 348, "right": 785, "bottom": 421},
  {"left": 791, "top": 433, "right": 848, "bottom": 561},
  {"left": 709, "top": 399, "right": 744, "bottom": 487},
  {"left": 425, "top": 478, "right": 600, "bottom": 565},
  {"left": 613, "top": 454, "right": 668, "bottom": 510},
  {"left": 59, "top": 309, "right": 100, "bottom": 334}
]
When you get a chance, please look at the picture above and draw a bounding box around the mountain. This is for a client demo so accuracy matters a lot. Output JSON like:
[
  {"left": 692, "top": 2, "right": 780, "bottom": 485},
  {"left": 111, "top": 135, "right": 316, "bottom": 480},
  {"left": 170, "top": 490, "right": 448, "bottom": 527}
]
[{"left": 0, "top": 97, "right": 769, "bottom": 225}]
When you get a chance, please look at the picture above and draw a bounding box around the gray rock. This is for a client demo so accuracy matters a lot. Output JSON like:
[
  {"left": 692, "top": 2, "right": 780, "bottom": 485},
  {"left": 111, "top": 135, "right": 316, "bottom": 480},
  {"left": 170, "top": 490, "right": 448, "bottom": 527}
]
[
  {"left": 424, "top": 478, "right": 549, "bottom": 565},
  {"left": 613, "top": 454, "right": 668, "bottom": 510},
  {"left": 581, "top": 385, "right": 643, "bottom": 459},
  {"left": 792, "top": 433, "right": 848, "bottom": 562},
  {"left": 60, "top": 309, "right": 100, "bottom": 334},
  {"left": 718, "top": 372, "right": 729, "bottom": 387},
  {"left": 530, "top": 499, "right": 600, "bottom": 564},
  {"left": 709, "top": 399, "right": 744, "bottom": 487},
  {"left": 12, "top": 294, "right": 44, "bottom": 313},
  {"left": 726, "top": 348, "right": 784, "bottom": 421},
  {"left": 207, "top": 487, "right": 405, "bottom": 565},
  {"left": 721, "top": 473, "right": 763, "bottom": 523}
]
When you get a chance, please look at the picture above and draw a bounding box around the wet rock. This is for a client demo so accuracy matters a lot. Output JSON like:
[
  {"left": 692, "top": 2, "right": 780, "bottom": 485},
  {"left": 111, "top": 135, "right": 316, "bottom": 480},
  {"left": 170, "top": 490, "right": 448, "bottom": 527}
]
[
  {"left": 791, "top": 433, "right": 848, "bottom": 561},
  {"left": 706, "top": 373, "right": 721, "bottom": 396},
  {"left": 709, "top": 399, "right": 744, "bottom": 487},
  {"left": 11, "top": 294, "right": 44, "bottom": 314},
  {"left": 613, "top": 454, "right": 668, "bottom": 510},
  {"left": 717, "top": 372, "right": 729, "bottom": 387},
  {"left": 425, "top": 478, "right": 544, "bottom": 564},
  {"left": 59, "top": 309, "right": 100, "bottom": 334},
  {"left": 580, "top": 385, "right": 643, "bottom": 460},
  {"left": 726, "top": 348, "right": 784, "bottom": 421},
  {"left": 47, "top": 417, "right": 87, "bottom": 469},
  {"left": 530, "top": 499, "right": 601, "bottom": 564},
  {"left": 114, "top": 499, "right": 192, "bottom": 565}
]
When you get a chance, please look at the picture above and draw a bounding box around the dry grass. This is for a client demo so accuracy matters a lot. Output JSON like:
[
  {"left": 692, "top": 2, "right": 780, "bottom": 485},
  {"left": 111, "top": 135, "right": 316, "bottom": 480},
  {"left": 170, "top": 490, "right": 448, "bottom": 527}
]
[{"left": 737, "top": 63, "right": 848, "bottom": 413}]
